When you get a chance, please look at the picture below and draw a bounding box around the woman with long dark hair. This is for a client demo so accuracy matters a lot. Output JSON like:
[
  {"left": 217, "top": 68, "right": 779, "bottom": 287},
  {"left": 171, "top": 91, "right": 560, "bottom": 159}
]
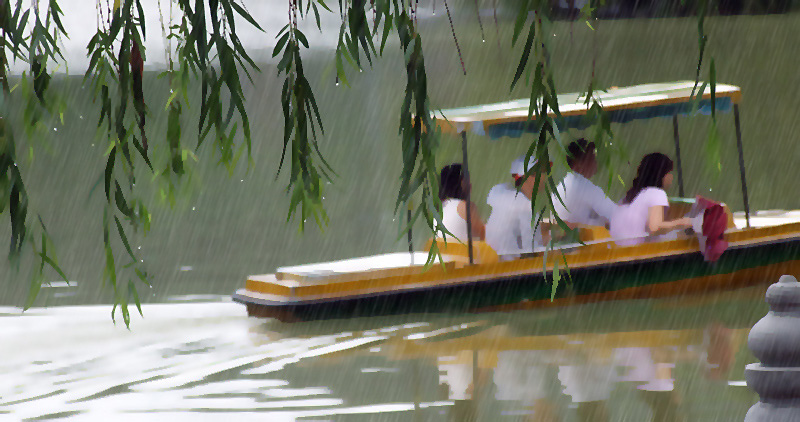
[
  {"left": 439, "top": 164, "right": 485, "bottom": 241},
  {"left": 609, "top": 153, "right": 692, "bottom": 246}
]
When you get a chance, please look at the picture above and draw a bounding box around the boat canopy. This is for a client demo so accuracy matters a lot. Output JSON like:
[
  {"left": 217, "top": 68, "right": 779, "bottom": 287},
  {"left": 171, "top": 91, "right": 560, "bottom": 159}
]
[{"left": 433, "top": 81, "right": 741, "bottom": 140}]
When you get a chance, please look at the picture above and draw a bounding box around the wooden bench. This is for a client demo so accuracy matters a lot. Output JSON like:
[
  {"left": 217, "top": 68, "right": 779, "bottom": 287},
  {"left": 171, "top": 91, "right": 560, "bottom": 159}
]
[{"left": 424, "top": 238, "right": 500, "bottom": 264}]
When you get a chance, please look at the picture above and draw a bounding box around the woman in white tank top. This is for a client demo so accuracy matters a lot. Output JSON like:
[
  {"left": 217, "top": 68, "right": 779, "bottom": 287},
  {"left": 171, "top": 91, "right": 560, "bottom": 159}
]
[{"left": 438, "top": 164, "right": 485, "bottom": 242}]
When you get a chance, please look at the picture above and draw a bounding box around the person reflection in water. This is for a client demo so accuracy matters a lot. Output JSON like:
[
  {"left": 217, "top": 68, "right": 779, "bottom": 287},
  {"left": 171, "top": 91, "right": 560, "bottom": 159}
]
[
  {"left": 555, "top": 345, "right": 689, "bottom": 422},
  {"left": 704, "top": 321, "right": 735, "bottom": 380},
  {"left": 493, "top": 350, "right": 560, "bottom": 421},
  {"left": 614, "top": 346, "right": 687, "bottom": 422},
  {"left": 557, "top": 350, "right": 616, "bottom": 422},
  {"left": 438, "top": 353, "right": 478, "bottom": 421}
]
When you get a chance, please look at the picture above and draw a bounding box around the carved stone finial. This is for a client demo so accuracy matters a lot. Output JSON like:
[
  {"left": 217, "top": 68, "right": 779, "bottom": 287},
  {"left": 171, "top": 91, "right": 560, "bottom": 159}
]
[
  {"left": 748, "top": 275, "right": 800, "bottom": 367},
  {"left": 745, "top": 275, "right": 800, "bottom": 421}
]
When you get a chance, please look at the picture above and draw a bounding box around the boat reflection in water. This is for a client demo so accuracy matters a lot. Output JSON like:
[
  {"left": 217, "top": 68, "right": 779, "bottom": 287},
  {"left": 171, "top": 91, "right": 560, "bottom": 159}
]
[
  {"left": 424, "top": 324, "right": 740, "bottom": 421},
  {"left": 274, "top": 288, "right": 762, "bottom": 422}
]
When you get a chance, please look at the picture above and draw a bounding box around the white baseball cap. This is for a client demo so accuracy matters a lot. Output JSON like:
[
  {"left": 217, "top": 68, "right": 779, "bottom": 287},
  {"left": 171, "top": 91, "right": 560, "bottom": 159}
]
[{"left": 510, "top": 155, "right": 551, "bottom": 176}]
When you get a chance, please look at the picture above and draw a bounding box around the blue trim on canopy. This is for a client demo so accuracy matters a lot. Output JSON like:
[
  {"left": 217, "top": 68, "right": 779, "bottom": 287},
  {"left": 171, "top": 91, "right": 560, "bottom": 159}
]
[{"left": 485, "top": 97, "right": 733, "bottom": 140}]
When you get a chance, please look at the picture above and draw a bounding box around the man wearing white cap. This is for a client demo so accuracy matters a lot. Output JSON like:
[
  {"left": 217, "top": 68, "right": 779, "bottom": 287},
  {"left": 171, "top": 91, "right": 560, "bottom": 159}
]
[{"left": 485, "top": 155, "right": 551, "bottom": 258}]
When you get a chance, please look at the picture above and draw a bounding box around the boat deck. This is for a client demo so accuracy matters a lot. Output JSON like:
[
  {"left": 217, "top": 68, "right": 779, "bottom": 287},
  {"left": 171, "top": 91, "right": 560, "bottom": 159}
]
[
  {"left": 733, "top": 210, "right": 800, "bottom": 229},
  {"left": 275, "top": 252, "right": 464, "bottom": 282}
]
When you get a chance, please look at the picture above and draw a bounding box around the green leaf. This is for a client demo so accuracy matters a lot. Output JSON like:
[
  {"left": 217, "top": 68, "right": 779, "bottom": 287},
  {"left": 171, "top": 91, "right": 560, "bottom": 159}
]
[
  {"left": 512, "top": 0, "right": 530, "bottom": 45},
  {"left": 312, "top": 3, "right": 321, "bottom": 30},
  {"left": 104, "top": 147, "right": 116, "bottom": 201},
  {"left": 105, "top": 246, "right": 117, "bottom": 287},
  {"left": 167, "top": 104, "right": 184, "bottom": 175},
  {"left": 165, "top": 89, "right": 179, "bottom": 110},
  {"left": 705, "top": 122, "right": 722, "bottom": 177},
  {"left": 273, "top": 32, "right": 291, "bottom": 57},
  {"left": 131, "top": 136, "right": 153, "bottom": 171},
  {"left": 135, "top": 0, "right": 147, "bottom": 38},
  {"left": 230, "top": 1, "right": 264, "bottom": 31},
  {"left": 692, "top": 81, "right": 707, "bottom": 114},
  {"left": 135, "top": 267, "right": 151, "bottom": 286},
  {"left": 551, "top": 255, "right": 560, "bottom": 301},
  {"left": 276, "top": 23, "right": 290, "bottom": 36},
  {"left": 335, "top": 50, "right": 349, "bottom": 86},
  {"left": 121, "top": 297, "right": 131, "bottom": 328},
  {"left": 114, "top": 216, "right": 137, "bottom": 261},
  {"left": 527, "top": 63, "right": 544, "bottom": 119},
  {"left": 511, "top": 21, "right": 535, "bottom": 91},
  {"left": 129, "top": 280, "right": 143, "bottom": 316},
  {"left": 709, "top": 58, "right": 716, "bottom": 119},
  {"left": 39, "top": 253, "right": 69, "bottom": 286},
  {"left": 561, "top": 251, "right": 572, "bottom": 282},
  {"left": 114, "top": 182, "right": 134, "bottom": 217},
  {"left": 24, "top": 275, "right": 43, "bottom": 311},
  {"left": 316, "top": 0, "right": 332, "bottom": 12},
  {"left": 295, "top": 30, "right": 309, "bottom": 48},
  {"left": 379, "top": 15, "right": 393, "bottom": 54}
]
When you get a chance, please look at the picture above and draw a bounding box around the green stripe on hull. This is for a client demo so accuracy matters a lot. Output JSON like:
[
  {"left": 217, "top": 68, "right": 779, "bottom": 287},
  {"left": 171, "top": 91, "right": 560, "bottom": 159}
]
[
  {"left": 242, "top": 238, "right": 800, "bottom": 321},
  {"left": 481, "top": 238, "right": 800, "bottom": 307},
  {"left": 568, "top": 239, "right": 800, "bottom": 297}
]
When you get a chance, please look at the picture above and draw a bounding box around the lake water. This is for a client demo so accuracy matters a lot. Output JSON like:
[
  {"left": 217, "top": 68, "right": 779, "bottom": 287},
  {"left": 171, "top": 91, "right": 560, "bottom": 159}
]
[{"left": 1, "top": 285, "right": 770, "bottom": 421}]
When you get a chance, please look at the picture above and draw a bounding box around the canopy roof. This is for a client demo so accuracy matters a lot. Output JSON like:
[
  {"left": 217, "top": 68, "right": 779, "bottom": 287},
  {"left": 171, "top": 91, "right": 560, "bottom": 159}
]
[{"left": 433, "top": 81, "right": 741, "bottom": 140}]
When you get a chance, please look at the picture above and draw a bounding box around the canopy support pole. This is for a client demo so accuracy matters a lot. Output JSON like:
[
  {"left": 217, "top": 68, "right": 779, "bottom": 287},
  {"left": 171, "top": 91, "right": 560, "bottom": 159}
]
[
  {"left": 672, "top": 115, "right": 685, "bottom": 197},
  {"left": 461, "top": 131, "right": 475, "bottom": 265},
  {"left": 407, "top": 205, "right": 413, "bottom": 255},
  {"left": 734, "top": 104, "right": 751, "bottom": 228}
]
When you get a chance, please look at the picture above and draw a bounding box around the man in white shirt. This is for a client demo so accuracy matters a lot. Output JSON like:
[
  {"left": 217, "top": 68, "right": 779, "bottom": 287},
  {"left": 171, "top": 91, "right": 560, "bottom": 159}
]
[
  {"left": 552, "top": 139, "right": 618, "bottom": 228},
  {"left": 485, "top": 156, "right": 552, "bottom": 258}
]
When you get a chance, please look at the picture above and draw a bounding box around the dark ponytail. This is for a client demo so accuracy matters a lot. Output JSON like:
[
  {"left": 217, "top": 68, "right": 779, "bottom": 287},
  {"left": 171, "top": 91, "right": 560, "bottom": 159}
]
[
  {"left": 623, "top": 153, "right": 674, "bottom": 204},
  {"left": 439, "top": 164, "right": 468, "bottom": 201}
]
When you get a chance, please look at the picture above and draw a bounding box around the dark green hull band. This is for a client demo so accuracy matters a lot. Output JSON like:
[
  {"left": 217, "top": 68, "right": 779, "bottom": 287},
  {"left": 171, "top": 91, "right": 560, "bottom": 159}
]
[{"left": 233, "top": 237, "right": 800, "bottom": 322}]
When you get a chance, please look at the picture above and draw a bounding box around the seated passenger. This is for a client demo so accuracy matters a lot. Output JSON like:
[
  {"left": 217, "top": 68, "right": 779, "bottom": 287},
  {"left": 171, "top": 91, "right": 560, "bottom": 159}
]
[
  {"left": 485, "top": 156, "right": 551, "bottom": 258},
  {"left": 439, "top": 164, "right": 485, "bottom": 242},
  {"left": 609, "top": 153, "right": 692, "bottom": 246},
  {"left": 552, "top": 139, "right": 617, "bottom": 229}
]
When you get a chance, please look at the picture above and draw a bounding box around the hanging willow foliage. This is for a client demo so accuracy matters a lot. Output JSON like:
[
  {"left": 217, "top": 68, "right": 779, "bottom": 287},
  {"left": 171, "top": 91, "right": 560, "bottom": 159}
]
[
  {"left": 1, "top": 0, "right": 719, "bottom": 324},
  {"left": 1, "top": 0, "right": 70, "bottom": 311}
]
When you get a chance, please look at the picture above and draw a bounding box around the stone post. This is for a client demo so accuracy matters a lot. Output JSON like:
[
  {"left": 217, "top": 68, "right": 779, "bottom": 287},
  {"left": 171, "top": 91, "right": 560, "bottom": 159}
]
[{"left": 745, "top": 275, "right": 800, "bottom": 421}]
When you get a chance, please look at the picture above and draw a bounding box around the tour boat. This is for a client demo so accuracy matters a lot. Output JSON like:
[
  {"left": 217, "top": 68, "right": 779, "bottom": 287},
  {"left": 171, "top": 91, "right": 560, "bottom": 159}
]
[{"left": 233, "top": 81, "right": 800, "bottom": 322}]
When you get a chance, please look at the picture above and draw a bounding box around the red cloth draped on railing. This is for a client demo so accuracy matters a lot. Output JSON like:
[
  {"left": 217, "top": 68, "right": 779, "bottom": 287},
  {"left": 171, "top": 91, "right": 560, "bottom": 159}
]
[{"left": 693, "top": 196, "right": 729, "bottom": 262}]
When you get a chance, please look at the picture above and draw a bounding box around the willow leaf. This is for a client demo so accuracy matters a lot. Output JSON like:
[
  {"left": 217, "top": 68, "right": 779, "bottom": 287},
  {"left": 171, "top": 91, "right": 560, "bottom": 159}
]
[
  {"left": 231, "top": 1, "right": 264, "bottom": 31},
  {"left": 129, "top": 280, "right": 143, "bottom": 316},
  {"left": 511, "top": 20, "right": 535, "bottom": 91},
  {"left": 114, "top": 216, "right": 137, "bottom": 262}
]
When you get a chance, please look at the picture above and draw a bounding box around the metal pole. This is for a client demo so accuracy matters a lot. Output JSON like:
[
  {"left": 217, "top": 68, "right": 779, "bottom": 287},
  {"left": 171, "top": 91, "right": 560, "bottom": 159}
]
[
  {"left": 734, "top": 104, "right": 751, "bottom": 228},
  {"left": 461, "top": 131, "right": 474, "bottom": 265},
  {"left": 672, "top": 115, "right": 685, "bottom": 198},
  {"left": 407, "top": 205, "right": 413, "bottom": 254}
]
